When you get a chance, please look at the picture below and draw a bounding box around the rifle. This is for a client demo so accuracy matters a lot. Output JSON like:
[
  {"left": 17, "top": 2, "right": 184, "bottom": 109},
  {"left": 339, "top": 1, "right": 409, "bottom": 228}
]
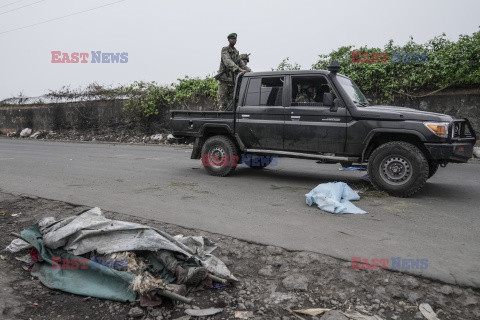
[{"left": 214, "top": 54, "right": 250, "bottom": 81}]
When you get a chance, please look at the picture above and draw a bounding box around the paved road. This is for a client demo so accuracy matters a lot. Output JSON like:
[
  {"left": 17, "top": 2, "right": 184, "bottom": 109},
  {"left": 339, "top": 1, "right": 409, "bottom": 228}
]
[{"left": 1, "top": 138, "right": 479, "bottom": 287}]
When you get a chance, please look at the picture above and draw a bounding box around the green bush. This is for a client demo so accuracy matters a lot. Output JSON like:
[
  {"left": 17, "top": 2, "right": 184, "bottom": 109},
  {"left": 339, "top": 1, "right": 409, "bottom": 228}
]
[
  {"left": 171, "top": 76, "right": 218, "bottom": 107},
  {"left": 122, "top": 76, "right": 218, "bottom": 119},
  {"left": 273, "top": 57, "right": 301, "bottom": 71},
  {"left": 123, "top": 81, "right": 173, "bottom": 119},
  {"left": 311, "top": 28, "right": 480, "bottom": 103}
]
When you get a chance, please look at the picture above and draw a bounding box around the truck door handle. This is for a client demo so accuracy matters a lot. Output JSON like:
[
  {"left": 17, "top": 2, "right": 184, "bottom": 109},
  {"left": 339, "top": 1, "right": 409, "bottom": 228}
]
[
  {"left": 241, "top": 114, "right": 250, "bottom": 118},
  {"left": 291, "top": 116, "right": 301, "bottom": 119}
]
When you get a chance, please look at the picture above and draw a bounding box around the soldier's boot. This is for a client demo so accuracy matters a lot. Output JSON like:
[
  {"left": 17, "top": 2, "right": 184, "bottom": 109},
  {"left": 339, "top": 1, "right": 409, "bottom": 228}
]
[
  {"left": 185, "top": 266, "right": 208, "bottom": 285},
  {"left": 175, "top": 265, "right": 207, "bottom": 285}
]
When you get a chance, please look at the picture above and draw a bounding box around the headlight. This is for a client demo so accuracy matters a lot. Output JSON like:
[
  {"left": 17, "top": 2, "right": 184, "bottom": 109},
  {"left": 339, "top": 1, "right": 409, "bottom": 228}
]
[{"left": 424, "top": 122, "right": 449, "bottom": 138}]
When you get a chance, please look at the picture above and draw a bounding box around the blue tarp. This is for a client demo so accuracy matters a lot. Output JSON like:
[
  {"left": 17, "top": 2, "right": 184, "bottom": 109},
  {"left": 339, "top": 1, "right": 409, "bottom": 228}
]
[{"left": 305, "top": 182, "right": 367, "bottom": 214}]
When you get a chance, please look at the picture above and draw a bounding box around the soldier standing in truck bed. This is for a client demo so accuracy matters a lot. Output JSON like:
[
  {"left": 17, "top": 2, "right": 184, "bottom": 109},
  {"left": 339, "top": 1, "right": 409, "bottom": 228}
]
[{"left": 217, "top": 33, "right": 249, "bottom": 110}]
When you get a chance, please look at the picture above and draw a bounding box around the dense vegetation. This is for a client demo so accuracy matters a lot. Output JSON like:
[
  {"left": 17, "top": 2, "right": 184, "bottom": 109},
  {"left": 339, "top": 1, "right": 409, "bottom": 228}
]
[{"left": 312, "top": 28, "right": 480, "bottom": 103}]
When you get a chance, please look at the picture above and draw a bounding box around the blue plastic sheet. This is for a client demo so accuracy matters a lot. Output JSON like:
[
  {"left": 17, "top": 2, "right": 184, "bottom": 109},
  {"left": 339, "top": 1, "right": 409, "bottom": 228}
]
[{"left": 305, "top": 182, "right": 367, "bottom": 214}]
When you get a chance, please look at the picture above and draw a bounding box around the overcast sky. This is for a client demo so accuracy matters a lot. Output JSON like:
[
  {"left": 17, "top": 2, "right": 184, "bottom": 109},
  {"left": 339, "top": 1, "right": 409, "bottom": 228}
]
[{"left": 0, "top": 0, "right": 479, "bottom": 99}]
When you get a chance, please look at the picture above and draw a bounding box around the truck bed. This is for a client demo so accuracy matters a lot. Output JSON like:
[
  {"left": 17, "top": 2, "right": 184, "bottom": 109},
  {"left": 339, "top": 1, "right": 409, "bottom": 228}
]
[{"left": 170, "top": 110, "right": 235, "bottom": 137}]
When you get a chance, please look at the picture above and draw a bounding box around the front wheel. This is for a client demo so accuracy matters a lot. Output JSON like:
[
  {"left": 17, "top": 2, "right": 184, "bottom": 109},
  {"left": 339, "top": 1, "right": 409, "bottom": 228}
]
[
  {"left": 428, "top": 161, "right": 439, "bottom": 179},
  {"left": 200, "top": 135, "right": 239, "bottom": 177},
  {"left": 368, "top": 141, "right": 429, "bottom": 197}
]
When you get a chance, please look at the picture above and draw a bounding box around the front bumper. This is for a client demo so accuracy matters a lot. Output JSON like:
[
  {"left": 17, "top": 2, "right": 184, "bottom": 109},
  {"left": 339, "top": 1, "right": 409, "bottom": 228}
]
[{"left": 424, "top": 142, "right": 475, "bottom": 163}]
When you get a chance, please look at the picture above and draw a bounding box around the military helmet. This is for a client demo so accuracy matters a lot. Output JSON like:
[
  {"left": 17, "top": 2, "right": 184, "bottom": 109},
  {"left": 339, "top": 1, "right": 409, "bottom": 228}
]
[
  {"left": 227, "top": 33, "right": 237, "bottom": 39},
  {"left": 299, "top": 82, "right": 314, "bottom": 90},
  {"left": 239, "top": 53, "right": 249, "bottom": 62}
]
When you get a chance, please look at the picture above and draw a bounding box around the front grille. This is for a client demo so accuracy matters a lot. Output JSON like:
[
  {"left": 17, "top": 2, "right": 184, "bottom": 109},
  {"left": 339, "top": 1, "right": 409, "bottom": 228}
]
[{"left": 449, "top": 119, "right": 476, "bottom": 141}]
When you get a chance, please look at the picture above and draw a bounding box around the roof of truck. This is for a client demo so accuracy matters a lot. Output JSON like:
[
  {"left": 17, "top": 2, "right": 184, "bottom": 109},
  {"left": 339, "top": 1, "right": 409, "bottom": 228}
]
[{"left": 243, "top": 70, "right": 331, "bottom": 77}]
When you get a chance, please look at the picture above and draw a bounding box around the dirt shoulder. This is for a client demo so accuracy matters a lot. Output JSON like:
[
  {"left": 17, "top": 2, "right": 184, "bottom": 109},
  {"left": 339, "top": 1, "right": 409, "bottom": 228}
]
[{"left": 0, "top": 192, "right": 479, "bottom": 320}]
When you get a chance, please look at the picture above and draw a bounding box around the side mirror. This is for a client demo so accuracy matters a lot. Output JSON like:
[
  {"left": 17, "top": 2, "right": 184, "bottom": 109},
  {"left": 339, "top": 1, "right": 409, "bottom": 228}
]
[
  {"left": 323, "top": 92, "right": 334, "bottom": 107},
  {"left": 367, "top": 98, "right": 373, "bottom": 105}
]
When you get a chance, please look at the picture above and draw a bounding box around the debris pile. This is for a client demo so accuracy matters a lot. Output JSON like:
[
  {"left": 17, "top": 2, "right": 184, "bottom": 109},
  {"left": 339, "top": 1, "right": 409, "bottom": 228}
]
[{"left": 6, "top": 207, "right": 235, "bottom": 308}]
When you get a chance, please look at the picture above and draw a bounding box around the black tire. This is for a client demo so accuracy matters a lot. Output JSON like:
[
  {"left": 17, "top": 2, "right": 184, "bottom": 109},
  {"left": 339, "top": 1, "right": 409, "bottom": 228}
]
[
  {"left": 245, "top": 154, "right": 273, "bottom": 169},
  {"left": 367, "top": 141, "right": 429, "bottom": 197},
  {"left": 200, "top": 135, "right": 239, "bottom": 177},
  {"left": 428, "top": 161, "right": 439, "bottom": 179}
]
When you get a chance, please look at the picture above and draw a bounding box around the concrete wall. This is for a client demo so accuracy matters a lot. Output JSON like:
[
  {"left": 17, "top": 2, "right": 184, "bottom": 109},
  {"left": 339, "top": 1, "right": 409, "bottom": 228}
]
[
  {"left": 394, "top": 89, "right": 480, "bottom": 134},
  {"left": 0, "top": 100, "right": 126, "bottom": 133},
  {"left": 1, "top": 91, "right": 479, "bottom": 134}
]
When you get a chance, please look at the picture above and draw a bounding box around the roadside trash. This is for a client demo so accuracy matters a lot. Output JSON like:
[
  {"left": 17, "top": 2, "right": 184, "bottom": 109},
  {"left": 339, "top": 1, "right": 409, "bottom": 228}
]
[
  {"left": 235, "top": 311, "right": 254, "bottom": 319},
  {"left": 20, "top": 128, "right": 32, "bottom": 137},
  {"left": 204, "top": 283, "right": 229, "bottom": 289},
  {"left": 361, "top": 174, "right": 370, "bottom": 182},
  {"left": 285, "top": 307, "right": 307, "bottom": 320},
  {"left": 150, "top": 134, "right": 163, "bottom": 141},
  {"left": 293, "top": 308, "right": 331, "bottom": 316},
  {"left": 7, "top": 207, "right": 236, "bottom": 305},
  {"left": 185, "top": 308, "right": 223, "bottom": 316},
  {"left": 419, "top": 303, "right": 439, "bottom": 320},
  {"left": 33, "top": 302, "right": 38, "bottom": 307},
  {"left": 0, "top": 210, "right": 7, "bottom": 216},
  {"left": 30, "top": 131, "right": 42, "bottom": 139},
  {"left": 16, "top": 248, "right": 41, "bottom": 271},
  {"left": 0, "top": 255, "right": 6, "bottom": 260},
  {"left": 473, "top": 147, "right": 480, "bottom": 158},
  {"left": 342, "top": 310, "right": 384, "bottom": 320},
  {"left": 6, "top": 238, "right": 32, "bottom": 252},
  {"left": 339, "top": 166, "right": 367, "bottom": 171},
  {"left": 15, "top": 254, "right": 35, "bottom": 264},
  {"left": 11, "top": 212, "right": 21, "bottom": 217},
  {"left": 305, "top": 182, "right": 367, "bottom": 214}
]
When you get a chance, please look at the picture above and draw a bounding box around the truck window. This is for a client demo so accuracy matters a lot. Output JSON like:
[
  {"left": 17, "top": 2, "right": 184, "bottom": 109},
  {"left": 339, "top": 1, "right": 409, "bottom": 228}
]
[
  {"left": 245, "top": 77, "right": 283, "bottom": 106},
  {"left": 291, "top": 76, "right": 336, "bottom": 106},
  {"left": 260, "top": 77, "right": 283, "bottom": 106}
]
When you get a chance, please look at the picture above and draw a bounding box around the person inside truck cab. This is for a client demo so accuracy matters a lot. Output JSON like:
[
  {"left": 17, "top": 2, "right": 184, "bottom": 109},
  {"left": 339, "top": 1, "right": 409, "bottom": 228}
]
[{"left": 295, "top": 82, "right": 317, "bottom": 103}]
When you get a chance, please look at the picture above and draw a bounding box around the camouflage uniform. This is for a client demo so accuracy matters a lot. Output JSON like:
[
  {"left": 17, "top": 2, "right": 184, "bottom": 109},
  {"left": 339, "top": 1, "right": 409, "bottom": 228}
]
[
  {"left": 239, "top": 54, "right": 252, "bottom": 72},
  {"left": 295, "top": 91, "right": 316, "bottom": 103},
  {"left": 217, "top": 46, "right": 249, "bottom": 110}
]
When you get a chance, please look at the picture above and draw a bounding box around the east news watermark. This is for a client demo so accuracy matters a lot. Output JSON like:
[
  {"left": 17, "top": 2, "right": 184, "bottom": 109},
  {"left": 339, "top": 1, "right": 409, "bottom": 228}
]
[
  {"left": 51, "top": 51, "right": 128, "bottom": 63},
  {"left": 351, "top": 257, "right": 428, "bottom": 270},
  {"left": 201, "top": 154, "right": 278, "bottom": 167},
  {"left": 51, "top": 257, "right": 128, "bottom": 270},
  {"left": 351, "top": 51, "right": 428, "bottom": 64}
]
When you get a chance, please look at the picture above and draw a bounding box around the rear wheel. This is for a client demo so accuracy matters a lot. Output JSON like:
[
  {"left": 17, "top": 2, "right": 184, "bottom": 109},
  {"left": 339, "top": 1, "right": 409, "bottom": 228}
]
[
  {"left": 201, "top": 135, "right": 239, "bottom": 177},
  {"left": 368, "top": 141, "right": 429, "bottom": 197}
]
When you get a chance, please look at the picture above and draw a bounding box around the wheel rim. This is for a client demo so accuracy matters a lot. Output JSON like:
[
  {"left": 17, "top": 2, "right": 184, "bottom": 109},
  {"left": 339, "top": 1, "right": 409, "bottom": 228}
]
[
  {"left": 208, "top": 145, "right": 227, "bottom": 168},
  {"left": 379, "top": 155, "right": 412, "bottom": 185}
]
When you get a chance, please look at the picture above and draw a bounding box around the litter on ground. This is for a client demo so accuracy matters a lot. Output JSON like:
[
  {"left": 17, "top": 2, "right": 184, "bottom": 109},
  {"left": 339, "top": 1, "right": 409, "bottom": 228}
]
[
  {"left": 339, "top": 166, "right": 367, "bottom": 171},
  {"left": 305, "top": 182, "right": 367, "bottom": 214},
  {"left": 185, "top": 308, "right": 223, "bottom": 316},
  {"left": 5, "top": 207, "right": 236, "bottom": 306}
]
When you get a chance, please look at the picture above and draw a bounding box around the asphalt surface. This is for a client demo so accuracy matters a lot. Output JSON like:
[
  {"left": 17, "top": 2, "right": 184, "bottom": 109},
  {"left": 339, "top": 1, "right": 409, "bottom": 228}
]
[{"left": 1, "top": 138, "right": 479, "bottom": 287}]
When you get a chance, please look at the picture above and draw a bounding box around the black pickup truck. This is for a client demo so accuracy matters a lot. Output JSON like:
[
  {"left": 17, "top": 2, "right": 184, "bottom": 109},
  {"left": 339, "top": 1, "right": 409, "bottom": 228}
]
[{"left": 170, "top": 62, "right": 476, "bottom": 197}]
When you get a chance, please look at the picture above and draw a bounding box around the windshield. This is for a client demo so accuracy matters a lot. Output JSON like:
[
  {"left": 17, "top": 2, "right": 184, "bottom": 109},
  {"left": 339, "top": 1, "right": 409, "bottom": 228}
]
[{"left": 337, "top": 76, "right": 369, "bottom": 106}]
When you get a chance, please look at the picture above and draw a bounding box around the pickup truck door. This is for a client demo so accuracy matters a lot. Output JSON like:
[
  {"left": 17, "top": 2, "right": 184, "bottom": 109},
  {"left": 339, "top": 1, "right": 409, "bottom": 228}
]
[
  {"left": 283, "top": 75, "right": 347, "bottom": 153},
  {"left": 235, "top": 76, "right": 285, "bottom": 150}
]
